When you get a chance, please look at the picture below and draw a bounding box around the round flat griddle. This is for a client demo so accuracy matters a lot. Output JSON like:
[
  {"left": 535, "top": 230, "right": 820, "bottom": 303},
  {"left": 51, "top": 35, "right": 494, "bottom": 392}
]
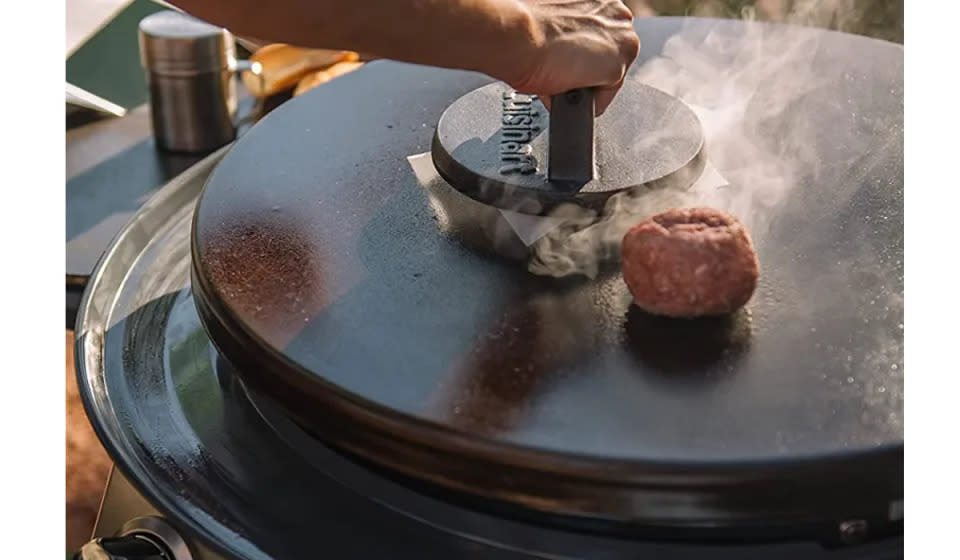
[
  {"left": 74, "top": 140, "right": 901, "bottom": 559},
  {"left": 189, "top": 17, "right": 902, "bottom": 537}
]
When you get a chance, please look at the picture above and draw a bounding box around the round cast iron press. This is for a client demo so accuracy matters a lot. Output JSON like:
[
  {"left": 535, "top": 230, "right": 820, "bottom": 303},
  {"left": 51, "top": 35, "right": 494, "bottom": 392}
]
[
  {"left": 75, "top": 17, "right": 903, "bottom": 559},
  {"left": 427, "top": 81, "right": 705, "bottom": 263},
  {"left": 431, "top": 82, "right": 705, "bottom": 212},
  {"left": 425, "top": 81, "right": 705, "bottom": 264}
]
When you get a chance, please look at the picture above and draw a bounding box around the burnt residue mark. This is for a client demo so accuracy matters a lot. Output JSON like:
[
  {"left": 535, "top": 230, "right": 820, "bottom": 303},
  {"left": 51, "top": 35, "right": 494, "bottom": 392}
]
[
  {"left": 199, "top": 214, "right": 329, "bottom": 348},
  {"left": 624, "top": 305, "right": 753, "bottom": 379},
  {"left": 430, "top": 289, "right": 600, "bottom": 438}
]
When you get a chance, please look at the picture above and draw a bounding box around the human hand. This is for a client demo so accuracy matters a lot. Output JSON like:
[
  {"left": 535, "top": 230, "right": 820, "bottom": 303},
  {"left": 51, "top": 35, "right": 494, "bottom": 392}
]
[
  {"left": 507, "top": 0, "right": 641, "bottom": 115},
  {"left": 173, "top": 0, "right": 639, "bottom": 115}
]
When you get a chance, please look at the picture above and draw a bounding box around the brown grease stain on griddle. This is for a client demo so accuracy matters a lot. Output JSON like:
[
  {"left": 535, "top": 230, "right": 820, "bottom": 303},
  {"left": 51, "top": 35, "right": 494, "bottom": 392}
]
[
  {"left": 200, "top": 213, "right": 335, "bottom": 348},
  {"left": 430, "top": 286, "right": 603, "bottom": 437}
]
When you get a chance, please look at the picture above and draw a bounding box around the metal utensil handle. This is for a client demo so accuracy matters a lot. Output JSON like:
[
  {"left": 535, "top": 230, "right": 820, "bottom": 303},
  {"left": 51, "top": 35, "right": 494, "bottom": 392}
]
[
  {"left": 74, "top": 516, "right": 194, "bottom": 560},
  {"left": 74, "top": 535, "right": 168, "bottom": 559},
  {"left": 547, "top": 88, "right": 596, "bottom": 185}
]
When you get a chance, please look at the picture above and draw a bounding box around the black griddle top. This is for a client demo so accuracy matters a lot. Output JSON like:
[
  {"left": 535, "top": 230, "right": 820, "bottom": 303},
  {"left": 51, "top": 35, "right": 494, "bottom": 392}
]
[
  {"left": 189, "top": 16, "right": 903, "bottom": 531},
  {"left": 73, "top": 174, "right": 901, "bottom": 558},
  {"left": 76, "top": 17, "right": 903, "bottom": 559}
]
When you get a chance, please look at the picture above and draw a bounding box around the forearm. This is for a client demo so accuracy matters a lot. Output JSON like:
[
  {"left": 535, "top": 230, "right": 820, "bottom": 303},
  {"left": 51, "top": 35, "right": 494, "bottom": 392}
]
[{"left": 173, "top": 0, "right": 541, "bottom": 83}]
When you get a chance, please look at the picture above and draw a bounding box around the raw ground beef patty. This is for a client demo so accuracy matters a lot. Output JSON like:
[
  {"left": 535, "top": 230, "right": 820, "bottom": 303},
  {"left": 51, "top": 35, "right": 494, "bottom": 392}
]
[{"left": 621, "top": 207, "right": 759, "bottom": 318}]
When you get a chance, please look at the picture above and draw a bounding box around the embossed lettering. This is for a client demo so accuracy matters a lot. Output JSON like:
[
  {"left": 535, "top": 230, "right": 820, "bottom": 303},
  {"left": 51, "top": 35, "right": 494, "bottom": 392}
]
[
  {"left": 502, "top": 129, "right": 534, "bottom": 143},
  {"left": 500, "top": 141, "right": 532, "bottom": 155},
  {"left": 503, "top": 114, "right": 533, "bottom": 126},
  {"left": 499, "top": 156, "right": 538, "bottom": 175},
  {"left": 498, "top": 90, "right": 541, "bottom": 175}
]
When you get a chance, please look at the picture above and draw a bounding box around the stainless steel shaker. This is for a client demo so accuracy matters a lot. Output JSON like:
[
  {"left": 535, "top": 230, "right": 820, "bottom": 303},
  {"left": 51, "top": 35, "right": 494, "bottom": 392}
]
[{"left": 138, "top": 11, "right": 244, "bottom": 152}]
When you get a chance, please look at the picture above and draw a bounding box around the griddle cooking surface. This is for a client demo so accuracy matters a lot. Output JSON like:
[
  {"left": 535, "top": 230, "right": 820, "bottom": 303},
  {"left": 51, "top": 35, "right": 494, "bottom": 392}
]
[
  {"left": 190, "top": 18, "right": 902, "bottom": 526},
  {"left": 73, "top": 160, "right": 901, "bottom": 559}
]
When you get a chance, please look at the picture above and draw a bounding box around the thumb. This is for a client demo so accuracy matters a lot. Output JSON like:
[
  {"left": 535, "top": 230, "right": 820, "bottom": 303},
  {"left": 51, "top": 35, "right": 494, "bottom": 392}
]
[{"left": 594, "top": 78, "right": 625, "bottom": 116}]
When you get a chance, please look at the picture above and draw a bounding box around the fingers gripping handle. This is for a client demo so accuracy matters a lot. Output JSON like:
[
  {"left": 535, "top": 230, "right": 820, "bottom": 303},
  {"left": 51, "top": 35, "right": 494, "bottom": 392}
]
[{"left": 547, "top": 88, "right": 596, "bottom": 186}]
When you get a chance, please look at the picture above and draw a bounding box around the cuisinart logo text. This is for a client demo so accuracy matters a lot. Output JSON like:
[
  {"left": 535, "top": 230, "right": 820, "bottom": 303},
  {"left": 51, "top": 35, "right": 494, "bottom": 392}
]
[{"left": 499, "top": 90, "right": 541, "bottom": 175}]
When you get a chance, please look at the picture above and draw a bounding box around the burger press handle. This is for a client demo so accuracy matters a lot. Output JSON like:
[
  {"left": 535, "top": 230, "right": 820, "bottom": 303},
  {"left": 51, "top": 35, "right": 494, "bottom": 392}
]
[{"left": 548, "top": 88, "right": 596, "bottom": 186}]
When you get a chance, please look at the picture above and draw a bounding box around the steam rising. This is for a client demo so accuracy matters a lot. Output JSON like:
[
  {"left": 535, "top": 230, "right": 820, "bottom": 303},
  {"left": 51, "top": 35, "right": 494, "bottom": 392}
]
[
  {"left": 629, "top": 1, "right": 901, "bottom": 44},
  {"left": 529, "top": 17, "right": 829, "bottom": 278}
]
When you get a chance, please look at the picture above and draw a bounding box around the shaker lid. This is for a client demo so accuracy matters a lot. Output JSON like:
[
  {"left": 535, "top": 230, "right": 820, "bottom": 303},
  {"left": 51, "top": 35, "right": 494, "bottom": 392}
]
[{"left": 138, "top": 10, "right": 234, "bottom": 74}]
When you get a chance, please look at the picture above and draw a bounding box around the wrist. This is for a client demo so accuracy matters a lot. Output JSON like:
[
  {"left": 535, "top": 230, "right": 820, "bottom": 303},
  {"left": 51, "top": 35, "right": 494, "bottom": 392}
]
[{"left": 479, "top": 0, "right": 545, "bottom": 89}]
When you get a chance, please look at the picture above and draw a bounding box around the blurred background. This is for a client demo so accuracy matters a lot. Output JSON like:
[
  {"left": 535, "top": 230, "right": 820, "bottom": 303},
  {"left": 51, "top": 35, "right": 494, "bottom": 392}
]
[
  {"left": 65, "top": 0, "right": 903, "bottom": 554},
  {"left": 632, "top": 0, "right": 901, "bottom": 43}
]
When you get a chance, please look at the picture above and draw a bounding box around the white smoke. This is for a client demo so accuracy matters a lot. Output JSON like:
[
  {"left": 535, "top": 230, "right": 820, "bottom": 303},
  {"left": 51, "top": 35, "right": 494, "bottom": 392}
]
[
  {"left": 528, "top": 16, "right": 830, "bottom": 278},
  {"left": 628, "top": 1, "right": 901, "bottom": 44}
]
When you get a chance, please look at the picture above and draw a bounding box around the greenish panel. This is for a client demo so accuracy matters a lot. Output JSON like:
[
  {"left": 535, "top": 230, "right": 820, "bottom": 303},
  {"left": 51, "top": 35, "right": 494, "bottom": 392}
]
[
  {"left": 66, "top": 0, "right": 167, "bottom": 110},
  {"left": 168, "top": 299, "right": 225, "bottom": 433}
]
